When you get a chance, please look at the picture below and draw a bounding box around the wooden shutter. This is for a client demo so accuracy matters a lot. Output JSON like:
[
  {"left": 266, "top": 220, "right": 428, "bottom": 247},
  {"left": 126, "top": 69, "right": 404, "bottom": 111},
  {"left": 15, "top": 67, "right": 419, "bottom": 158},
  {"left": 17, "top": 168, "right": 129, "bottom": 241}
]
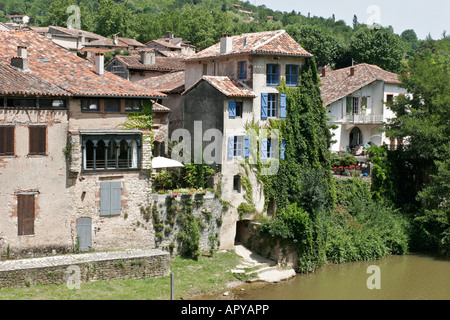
[
  {"left": 228, "top": 101, "right": 236, "bottom": 119},
  {"left": 0, "top": 126, "right": 14, "bottom": 155},
  {"left": 244, "top": 136, "right": 250, "bottom": 159},
  {"left": 100, "top": 181, "right": 122, "bottom": 216},
  {"left": 29, "top": 126, "right": 46, "bottom": 155},
  {"left": 227, "top": 137, "right": 234, "bottom": 160},
  {"left": 280, "top": 139, "right": 286, "bottom": 160},
  {"left": 280, "top": 93, "right": 287, "bottom": 119},
  {"left": 261, "top": 93, "right": 268, "bottom": 120},
  {"left": 260, "top": 138, "right": 267, "bottom": 161},
  {"left": 18, "top": 194, "right": 35, "bottom": 236}
]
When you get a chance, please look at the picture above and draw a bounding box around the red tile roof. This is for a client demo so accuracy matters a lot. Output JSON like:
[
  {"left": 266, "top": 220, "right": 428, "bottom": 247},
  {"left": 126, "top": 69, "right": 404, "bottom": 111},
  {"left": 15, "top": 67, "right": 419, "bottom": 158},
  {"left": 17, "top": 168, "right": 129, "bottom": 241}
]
[
  {"left": 113, "top": 54, "right": 185, "bottom": 72},
  {"left": 0, "top": 30, "right": 166, "bottom": 98},
  {"left": 320, "top": 63, "right": 401, "bottom": 106},
  {"left": 186, "top": 30, "right": 313, "bottom": 61},
  {"left": 182, "top": 76, "right": 256, "bottom": 98},
  {"left": 136, "top": 70, "right": 185, "bottom": 93}
]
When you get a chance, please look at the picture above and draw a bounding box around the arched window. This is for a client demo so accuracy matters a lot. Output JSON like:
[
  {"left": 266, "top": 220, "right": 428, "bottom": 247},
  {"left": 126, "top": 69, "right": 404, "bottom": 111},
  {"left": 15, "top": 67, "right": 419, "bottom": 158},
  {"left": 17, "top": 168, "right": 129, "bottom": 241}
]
[{"left": 82, "top": 133, "right": 141, "bottom": 170}]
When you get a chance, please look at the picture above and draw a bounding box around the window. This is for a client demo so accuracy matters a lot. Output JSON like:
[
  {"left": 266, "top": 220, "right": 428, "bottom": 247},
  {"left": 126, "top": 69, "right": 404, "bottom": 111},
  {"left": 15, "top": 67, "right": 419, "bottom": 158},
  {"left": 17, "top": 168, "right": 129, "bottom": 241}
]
[
  {"left": 267, "top": 93, "right": 277, "bottom": 118},
  {"left": 105, "top": 99, "right": 120, "bottom": 112},
  {"left": 266, "top": 64, "right": 279, "bottom": 86},
  {"left": 81, "top": 98, "right": 99, "bottom": 112},
  {"left": 82, "top": 134, "right": 141, "bottom": 170},
  {"left": 228, "top": 101, "right": 243, "bottom": 118},
  {"left": 286, "top": 65, "right": 299, "bottom": 86},
  {"left": 202, "top": 64, "right": 208, "bottom": 76},
  {"left": 39, "top": 99, "right": 66, "bottom": 109},
  {"left": 29, "top": 126, "right": 46, "bottom": 155},
  {"left": 261, "top": 93, "right": 286, "bottom": 120},
  {"left": 125, "top": 99, "right": 143, "bottom": 112},
  {"left": 227, "top": 136, "right": 250, "bottom": 160},
  {"left": 352, "top": 97, "right": 360, "bottom": 115},
  {"left": 238, "top": 61, "right": 247, "bottom": 80},
  {"left": 100, "top": 181, "right": 122, "bottom": 216},
  {"left": 260, "top": 138, "right": 283, "bottom": 161},
  {"left": 6, "top": 98, "right": 36, "bottom": 109},
  {"left": 0, "top": 126, "right": 14, "bottom": 155},
  {"left": 386, "top": 94, "right": 394, "bottom": 104},
  {"left": 17, "top": 194, "right": 35, "bottom": 235},
  {"left": 233, "top": 175, "right": 241, "bottom": 193}
]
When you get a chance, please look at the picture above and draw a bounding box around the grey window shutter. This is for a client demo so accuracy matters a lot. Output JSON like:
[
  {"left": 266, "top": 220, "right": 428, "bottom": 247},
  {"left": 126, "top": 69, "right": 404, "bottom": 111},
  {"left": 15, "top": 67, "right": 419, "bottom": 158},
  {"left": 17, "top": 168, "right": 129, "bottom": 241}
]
[
  {"left": 111, "top": 181, "right": 122, "bottom": 215},
  {"left": 260, "top": 138, "right": 267, "bottom": 161},
  {"left": 227, "top": 136, "right": 234, "bottom": 160},
  {"left": 100, "top": 182, "right": 111, "bottom": 216},
  {"left": 100, "top": 181, "right": 122, "bottom": 216},
  {"left": 244, "top": 136, "right": 250, "bottom": 159}
]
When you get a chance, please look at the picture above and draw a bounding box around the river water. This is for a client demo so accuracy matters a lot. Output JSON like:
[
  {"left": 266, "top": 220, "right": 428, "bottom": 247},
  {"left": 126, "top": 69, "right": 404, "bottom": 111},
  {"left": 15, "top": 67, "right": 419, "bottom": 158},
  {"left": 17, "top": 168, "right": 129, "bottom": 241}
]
[{"left": 200, "top": 253, "right": 450, "bottom": 300}]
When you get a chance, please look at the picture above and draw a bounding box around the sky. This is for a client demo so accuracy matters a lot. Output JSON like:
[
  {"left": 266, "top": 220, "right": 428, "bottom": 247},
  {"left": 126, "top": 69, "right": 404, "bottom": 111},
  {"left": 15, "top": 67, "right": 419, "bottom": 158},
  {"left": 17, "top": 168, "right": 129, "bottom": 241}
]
[{"left": 255, "top": 0, "right": 449, "bottom": 40}]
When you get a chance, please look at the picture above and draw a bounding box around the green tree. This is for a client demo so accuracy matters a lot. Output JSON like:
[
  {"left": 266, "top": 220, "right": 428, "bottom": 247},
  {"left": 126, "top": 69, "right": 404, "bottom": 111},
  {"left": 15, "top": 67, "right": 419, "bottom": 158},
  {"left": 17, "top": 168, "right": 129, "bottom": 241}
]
[
  {"left": 95, "top": 0, "right": 137, "bottom": 38},
  {"left": 43, "top": 0, "right": 94, "bottom": 31},
  {"left": 350, "top": 25, "right": 405, "bottom": 72},
  {"left": 385, "top": 52, "right": 450, "bottom": 254},
  {"left": 285, "top": 24, "right": 344, "bottom": 68}
]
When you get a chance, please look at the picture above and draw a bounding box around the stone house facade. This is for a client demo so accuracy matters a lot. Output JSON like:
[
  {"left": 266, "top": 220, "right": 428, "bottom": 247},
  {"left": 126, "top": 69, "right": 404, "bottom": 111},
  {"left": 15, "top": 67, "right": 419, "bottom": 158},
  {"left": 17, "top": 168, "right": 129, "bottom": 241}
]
[
  {"left": 0, "top": 30, "right": 167, "bottom": 258},
  {"left": 182, "top": 30, "right": 313, "bottom": 249}
]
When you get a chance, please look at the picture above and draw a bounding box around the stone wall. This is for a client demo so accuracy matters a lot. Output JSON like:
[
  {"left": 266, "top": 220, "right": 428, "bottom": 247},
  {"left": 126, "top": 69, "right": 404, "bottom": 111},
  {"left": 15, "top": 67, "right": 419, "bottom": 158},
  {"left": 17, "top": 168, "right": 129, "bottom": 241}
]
[
  {"left": 0, "top": 249, "right": 169, "bottom": 288},
  {"left": 151, "top": 191, "right": 224, "bottom": 254}
]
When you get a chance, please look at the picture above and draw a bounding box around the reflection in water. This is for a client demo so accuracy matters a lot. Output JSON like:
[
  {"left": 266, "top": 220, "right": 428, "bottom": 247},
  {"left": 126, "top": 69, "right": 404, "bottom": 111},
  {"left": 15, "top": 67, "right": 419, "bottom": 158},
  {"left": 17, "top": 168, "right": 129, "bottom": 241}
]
[{"left": 199, "top": 254, "right": 450, "bottom": 300}]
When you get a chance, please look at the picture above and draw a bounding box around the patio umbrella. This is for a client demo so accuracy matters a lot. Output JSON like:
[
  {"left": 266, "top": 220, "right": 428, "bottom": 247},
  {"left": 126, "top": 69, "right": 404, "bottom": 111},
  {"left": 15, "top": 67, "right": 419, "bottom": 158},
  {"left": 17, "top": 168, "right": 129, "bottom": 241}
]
[{"left": 152, "top": 156, "right": 184, "bottom": 169}]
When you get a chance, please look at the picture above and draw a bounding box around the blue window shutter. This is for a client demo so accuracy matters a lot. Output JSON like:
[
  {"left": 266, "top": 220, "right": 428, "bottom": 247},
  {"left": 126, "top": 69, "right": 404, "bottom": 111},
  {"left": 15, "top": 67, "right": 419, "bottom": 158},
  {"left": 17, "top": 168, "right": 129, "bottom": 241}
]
[
  {"left": 280, "top": 139, "right": 286, "bottom": 160},
  {"left": 261, "top": 93, "right": 268, "bottom": 120},
  {"left": 244, "top": 136, "right": 250, "bottom": 159},
  {"left": 227, "top": 136, "right": 234, "bottom": 160},
  {"left": 260, "top": 138, "right": 267, "bottom": 161},
  {"left": 280, "top": 93, "right": 287, "bottom": 119},
  {"left": 111, "top": 181, "right": 122, "bottom": 215},
  {"left": 100, "top": 182, "right": 111, "bottom": 216},
  {"left": 228, "top": 101, "right": 236, "bottom": 119}
]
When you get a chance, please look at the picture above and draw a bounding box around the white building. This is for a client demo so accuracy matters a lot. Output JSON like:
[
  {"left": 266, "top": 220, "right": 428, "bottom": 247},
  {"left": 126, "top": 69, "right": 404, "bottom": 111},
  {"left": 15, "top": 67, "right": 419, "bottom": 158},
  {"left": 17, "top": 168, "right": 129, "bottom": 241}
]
[{"left": 320, "top": 63, "right": 407, "bottom": 154}]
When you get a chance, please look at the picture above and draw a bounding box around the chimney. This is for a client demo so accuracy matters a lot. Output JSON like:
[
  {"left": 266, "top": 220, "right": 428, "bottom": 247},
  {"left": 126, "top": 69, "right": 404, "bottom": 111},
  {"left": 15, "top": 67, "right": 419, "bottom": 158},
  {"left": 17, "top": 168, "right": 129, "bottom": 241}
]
[
  {"left": 321, "top": 67, "right": 327, "bottom": 77},
  {"left": 94, "top": 52, "right": 104, "bottom": 76},
  {"left": 166, "top": 31, "right": 174, "bottom": 39},
  {"left": 220, "top": 33, "right": 232, "bottom": 54},
  {"left": 139, "top": 49, "right": 155, "bottom": 66},
  {"left": 11, "top": 46, "right": 29, "bottom": 72},
  {"left": 113, "top": 34, "right": 119, "bottom": 45},
  {"left": 350, "top": 66, "right": 355, "bottom": 76}
]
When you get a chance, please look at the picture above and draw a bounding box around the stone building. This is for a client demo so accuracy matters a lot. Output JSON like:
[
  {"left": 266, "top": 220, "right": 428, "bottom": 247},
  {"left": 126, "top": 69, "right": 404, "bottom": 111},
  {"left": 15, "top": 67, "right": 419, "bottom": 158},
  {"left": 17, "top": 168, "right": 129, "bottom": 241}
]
[
  {"left": 182, "top": 30, "right": 313, "bottom": 249},
  {"left": 0, "top": 30, "right": 166, "bottom": 258}
]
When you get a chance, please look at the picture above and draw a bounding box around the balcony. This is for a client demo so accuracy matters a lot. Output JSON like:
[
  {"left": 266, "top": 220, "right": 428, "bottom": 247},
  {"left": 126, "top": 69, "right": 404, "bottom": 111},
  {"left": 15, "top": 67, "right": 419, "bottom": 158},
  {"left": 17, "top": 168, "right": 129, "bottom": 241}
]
[{"left": 343, "top": 114, "right": 383, "bottom": 124}]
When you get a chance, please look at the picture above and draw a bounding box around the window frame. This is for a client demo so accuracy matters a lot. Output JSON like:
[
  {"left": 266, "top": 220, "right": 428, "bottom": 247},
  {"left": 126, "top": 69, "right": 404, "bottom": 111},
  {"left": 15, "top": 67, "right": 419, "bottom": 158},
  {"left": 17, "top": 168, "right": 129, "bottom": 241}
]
[
  {"left": 0, "top": 126, "right": 15, "bottom": 156},
  {"left": 28, "top": 125, "right": 47, "bottom": 156},
  {"left": 286, "top": 64, "right": 299, "bottom": 87},
  {"left": 267, "top": 93, "right": 277, "bottom": 118},
  {"left": 125, "top": 99, "right": 143, "bottom": 112},
  {"left": 266, "top": 64, "right": 279, "bottom": 86},
  {"left": 238, "top": 61, "right": 247, "bottom": 80},
  {"left": 81, "top": 98, "right": 100, "bottom": 112},
  {"left": 104, "top": 99, "right": 121, "bottom": 113}
]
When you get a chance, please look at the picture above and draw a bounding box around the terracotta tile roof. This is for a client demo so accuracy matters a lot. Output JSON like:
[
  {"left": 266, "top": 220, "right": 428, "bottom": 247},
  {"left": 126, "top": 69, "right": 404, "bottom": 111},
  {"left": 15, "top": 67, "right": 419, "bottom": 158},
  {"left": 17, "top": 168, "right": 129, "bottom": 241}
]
[
  {"left": 0, "top": 30, "right": 166, "bottom": 98},
  {"left": 83, "top": 38, "right": 128, "bottom": 48},
  {"left": 186, "top": 30, "right": 313, "bottom": 61},
  {"left": 136, "top": 71, "right": 185, "bottom": 93},
  {"left": 182, "top": 76, "right": 256, "bottom": 98},
  {"left": 145, "top": 39, "right": 182, "bottom": 50},
  {"left": 320, "top": 63, "right": 401, "bottom": 106},
  {"left": 0, "top": 63, "right": 71, "bottom": 96},
  {"left": 152, "top": 101, "right": 171, "bottom": 112},
  {"left": 32, "top": 26, "right": 105, "bottom": 41},
  {"left": 114, "top": 54, "right": 185, "bottom": 72},
  {"left": 118, "top": 37, "right": 145, "bottom": 47}
]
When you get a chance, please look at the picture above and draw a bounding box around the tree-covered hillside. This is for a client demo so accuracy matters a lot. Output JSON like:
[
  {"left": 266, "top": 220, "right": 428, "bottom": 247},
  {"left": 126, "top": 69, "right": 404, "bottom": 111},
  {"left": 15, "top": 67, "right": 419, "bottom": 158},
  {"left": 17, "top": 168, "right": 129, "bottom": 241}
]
[{"left": 1, "top": 0, "right": 449, "bottom": 71}]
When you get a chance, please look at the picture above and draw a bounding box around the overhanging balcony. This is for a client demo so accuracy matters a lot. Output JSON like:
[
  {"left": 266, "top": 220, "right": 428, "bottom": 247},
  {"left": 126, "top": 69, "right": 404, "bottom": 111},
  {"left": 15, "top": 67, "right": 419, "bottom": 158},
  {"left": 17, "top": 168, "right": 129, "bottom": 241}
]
[{"left": 343, "top": 114, "right": 383, "bottom": 124}]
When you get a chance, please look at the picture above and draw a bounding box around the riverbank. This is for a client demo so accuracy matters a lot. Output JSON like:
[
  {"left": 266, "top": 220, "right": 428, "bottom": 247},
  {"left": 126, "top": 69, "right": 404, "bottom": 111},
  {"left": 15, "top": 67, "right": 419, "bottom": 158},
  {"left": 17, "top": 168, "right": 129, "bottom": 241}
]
[{"left": 0, "top": 250, "right": 244, "bottom": 300}]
